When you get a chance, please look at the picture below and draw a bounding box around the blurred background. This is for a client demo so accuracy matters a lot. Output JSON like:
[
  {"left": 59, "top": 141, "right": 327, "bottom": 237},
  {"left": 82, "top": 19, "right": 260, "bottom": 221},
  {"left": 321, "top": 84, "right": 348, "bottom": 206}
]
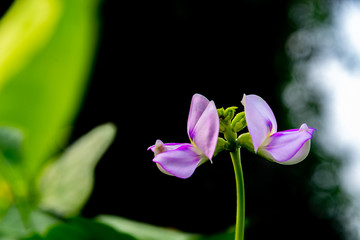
[{"left": 2, "top": 0, "right": 360, "bottom": 239}]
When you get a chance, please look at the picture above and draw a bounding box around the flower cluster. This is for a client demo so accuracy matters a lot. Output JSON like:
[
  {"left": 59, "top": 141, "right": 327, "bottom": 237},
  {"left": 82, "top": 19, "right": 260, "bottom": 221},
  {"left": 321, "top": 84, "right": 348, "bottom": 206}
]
[{"left": 148, "top": 93, "right": 316, "bottom": 178}]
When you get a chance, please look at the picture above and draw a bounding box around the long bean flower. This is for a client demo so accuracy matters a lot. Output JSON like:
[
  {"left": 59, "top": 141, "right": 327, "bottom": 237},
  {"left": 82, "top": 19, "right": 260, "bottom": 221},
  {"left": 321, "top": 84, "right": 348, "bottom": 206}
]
[
  {"left": 242, "top": 94, "right": 316, "bottom": 164},
  {"left": 148, "top": 94, "right": 219, "bottom": 179}
]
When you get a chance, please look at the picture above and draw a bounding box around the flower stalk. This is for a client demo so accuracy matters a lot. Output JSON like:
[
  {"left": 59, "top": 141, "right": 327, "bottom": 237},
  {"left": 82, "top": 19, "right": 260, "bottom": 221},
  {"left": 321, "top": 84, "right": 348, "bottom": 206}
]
[
  {"left": 230, "top": 147, "right": 245, "bottom": 240},
  {"left": 222, "top": 112, "right": 245, "bottom": 240}
]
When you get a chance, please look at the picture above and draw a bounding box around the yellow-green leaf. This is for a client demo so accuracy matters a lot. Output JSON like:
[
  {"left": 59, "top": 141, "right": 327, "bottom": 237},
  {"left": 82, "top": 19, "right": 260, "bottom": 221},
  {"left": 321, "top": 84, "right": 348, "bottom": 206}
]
[{"left": 0, "top": 0, "right": 62, "bottom": 87}]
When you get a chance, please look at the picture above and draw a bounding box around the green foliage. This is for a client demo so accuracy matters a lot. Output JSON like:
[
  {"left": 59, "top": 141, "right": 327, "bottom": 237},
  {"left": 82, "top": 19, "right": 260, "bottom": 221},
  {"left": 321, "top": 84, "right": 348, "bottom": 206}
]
[
  {"left": 0, "top": 0, "right": 100, "bottom": 183},
  {"left": 0, "top": 0, "right": 62, "bottom": 87},
  {"left": 38, "top": 218, "right": 137, "bottom": 240},
  {"left": 0, "top": 127, "right": 24, "bottom": 164},
  {"left": 97, "top": 215, "right": 200, "bottom": 240},
  {"left": 0, "top": 206, "right": 60, "bottom": 239},
  {"left": 0, "top": 206, "right": 28, "bottom": 239},
  {"left": 97, "top": 215, "right": 235, "bottom": 240},
  {"left": 0, "top": 208, "right": 235, "bottom": 240},
  {"left": 0, "top": 1, "right": 238, "bottom": 240},
  {"left": 0, "top": 0, "right": 105, "bottom": 231},
  {"left": 0, "top": 0, "right": 101, "bottom": 213},
  {"left": 37, "top": 123, "right": 117, "bottom": 217}
]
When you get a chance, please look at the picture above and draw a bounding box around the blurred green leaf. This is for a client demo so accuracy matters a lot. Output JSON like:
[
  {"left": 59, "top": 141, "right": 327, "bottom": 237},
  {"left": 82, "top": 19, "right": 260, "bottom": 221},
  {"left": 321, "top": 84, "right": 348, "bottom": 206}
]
[
  {"left": 0, "top": 206, "right": 60, "bottom": 240},
  {"left": 98, "top": 215, "right": 236, "bottom": 240},
  {"left": 0, "top": 206, "right": 28, "bottom": 239},
  {"left": 0, "top": 0, "right": 101, "bottom": 182},
  {"left": 0, "top": 128, "right": 22, "bottom": 214},
  {"left": 0, "top": 177, "right": 12, "bottom": 216},
  {"left": 23, "top": 234, "right": 43, "bottom": 240},
  {"left": 37, "top": 123, "right": 116, "bottom": 217},
  {"left": 39, "top": 218, "right": 137, "bottom": 240},
  {"left": 97, "top": 215, "right": 200, "bottom": 240},
  {"left": 0, "top": 0, "right": 62, "bottom": 87},
  {"left": 0, "top": 126, "right": 24, "bottom": 164},
  {"left": 29, "top": 209, "right": 60, "bottom": 236}
]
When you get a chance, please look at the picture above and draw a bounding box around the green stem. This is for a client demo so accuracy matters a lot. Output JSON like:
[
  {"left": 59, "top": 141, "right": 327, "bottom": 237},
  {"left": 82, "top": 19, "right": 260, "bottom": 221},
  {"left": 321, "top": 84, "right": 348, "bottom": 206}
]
[{"left": 230, "top": 148, "right": 245, "bottom": 240}]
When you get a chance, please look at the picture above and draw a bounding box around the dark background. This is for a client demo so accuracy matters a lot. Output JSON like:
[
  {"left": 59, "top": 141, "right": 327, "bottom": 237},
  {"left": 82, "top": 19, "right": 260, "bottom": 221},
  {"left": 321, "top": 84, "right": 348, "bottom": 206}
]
[{"left": 0, "top": 0, "right": 345, "bottom": 239}]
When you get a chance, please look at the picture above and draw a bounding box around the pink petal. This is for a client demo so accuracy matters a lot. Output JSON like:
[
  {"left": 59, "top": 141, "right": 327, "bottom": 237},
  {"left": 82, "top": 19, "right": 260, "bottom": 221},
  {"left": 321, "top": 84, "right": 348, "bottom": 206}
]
[
  {"left": 242, "top": 94, "right": 277, "bottom": 153},
  {"left": 191, "top": 100, "right": 219, "bottom": 160},
  {"left": 281, "top": 140, "right": 311, "bottom": 165},
  {"left": 152, "top": 143, "right": 205, "bottom": 179},
  {"left": 187, "top": 94, "right": 211, "bottom": 140},
  {"left": 257, "top": 124, "right": 315, "bottom": 164}
]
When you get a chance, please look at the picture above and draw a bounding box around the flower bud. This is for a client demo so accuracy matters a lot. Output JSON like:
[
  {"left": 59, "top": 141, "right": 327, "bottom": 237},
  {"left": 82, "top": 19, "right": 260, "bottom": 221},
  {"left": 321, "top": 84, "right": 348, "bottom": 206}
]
[
  {"left": 231, "top": 112, "right": 246, "bottom": 132},
  {"left": 217, "top": 108, "right": 225, "bottom": 118},
  {"left": 223, "top": 106, "right": 238, "bottom": 122},
  {"left": 219, "top": 121, "right": 226, "bottom": 133}
]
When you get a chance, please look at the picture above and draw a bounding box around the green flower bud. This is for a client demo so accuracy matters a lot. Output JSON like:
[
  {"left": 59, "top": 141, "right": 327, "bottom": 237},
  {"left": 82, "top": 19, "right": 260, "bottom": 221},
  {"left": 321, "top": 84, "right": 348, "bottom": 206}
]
[
  {"left": 223, "top": 106, "right": 238, "bottom": 122},
  {"left": 217, "top": 108, "right": 225, "bottom": 118},
  {"left": 231, "top": 112, "right": 246, "bottom": 132},
  {"left": 219, "top": 121, "right": 226, "bottom": 133}
]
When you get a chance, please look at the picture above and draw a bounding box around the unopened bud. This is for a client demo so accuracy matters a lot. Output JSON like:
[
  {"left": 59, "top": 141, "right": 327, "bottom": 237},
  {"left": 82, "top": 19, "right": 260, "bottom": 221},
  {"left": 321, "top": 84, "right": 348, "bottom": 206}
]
[
  {"left": 217, "top": 108, "right": 225, "bottom": 118},
  {"left": 219, "top": 121, "right": 226, "bottom": 133},
  {"left": 223, "top": 106, "right": 238, "bottom": 122},
  {"left": 231, "top": 112, "right": 246, "bottom": 132}
]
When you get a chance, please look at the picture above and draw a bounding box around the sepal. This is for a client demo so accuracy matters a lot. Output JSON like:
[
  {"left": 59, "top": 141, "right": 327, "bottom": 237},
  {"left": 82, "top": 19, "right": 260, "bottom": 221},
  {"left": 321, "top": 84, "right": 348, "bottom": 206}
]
[
  {"left": 214, "top": 137, "right": 228, "bottom": 156},
  {"left": 236, "top": 133, "right": 254, "bottom": 153}
]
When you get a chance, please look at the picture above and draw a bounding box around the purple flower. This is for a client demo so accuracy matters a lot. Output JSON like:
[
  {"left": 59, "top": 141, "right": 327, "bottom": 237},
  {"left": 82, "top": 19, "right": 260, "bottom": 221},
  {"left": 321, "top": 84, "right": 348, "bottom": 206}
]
[
  {"left": 148, "top": 94, "right": 219, "bottom": 179},
  {"left": 242, "top": 94, "right": 316, "bottom": 165}
]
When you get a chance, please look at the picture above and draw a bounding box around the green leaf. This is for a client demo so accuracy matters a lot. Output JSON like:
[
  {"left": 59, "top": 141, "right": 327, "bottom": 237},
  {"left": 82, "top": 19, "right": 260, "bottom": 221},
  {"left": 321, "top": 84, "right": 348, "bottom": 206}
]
[
  {"left": 0, "top": 0, "right": 101, "bottom": 182},
  {"left": 0, "top": 206, "right": 61, "bottom": 239},
  {"left": 37, "top": 123, "right": 117, "bottom": 217},
  {"left": 23, "top": 234, "right": 43, "bottom": 240},
  {"left": 0, "top": 127, "right": 24, "bottom": 216},
  {"left": 42, "top": 218, "right": 137, "bottom": 240},
  {"left": 0, "top": 206, "right": 28, "bottom": 239},
  {"left": 29, "top": 209, "right": 61, "bottom": 236},
  {"left": 0, "top": 0, "right": 62, "bottom": 87},
  {"left": 0, "top": 177, "right": 12, "bottom": 217},
  {"left": 97, "top": 215, "right": 200, "bottom": 240},
  {"left": 0, "top": 126, "right": 24, "bottom": 164}
]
